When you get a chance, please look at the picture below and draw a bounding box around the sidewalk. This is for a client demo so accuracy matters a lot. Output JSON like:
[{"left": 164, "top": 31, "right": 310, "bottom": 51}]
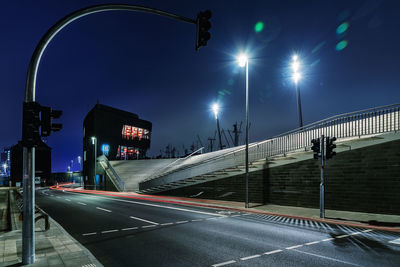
[{"left": 0, "top": 188, "right": 102, "bottom": 267}]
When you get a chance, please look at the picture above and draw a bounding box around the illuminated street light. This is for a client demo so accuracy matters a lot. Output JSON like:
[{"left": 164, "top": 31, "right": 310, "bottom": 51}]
[
  {"left": 237, "top": 52, "right": 249, "bottom": 209},
  {"left": 211, "top": 103, "right": 223, "bottom": 150},
  {"left": 291, "top": 53, "right": 303, "bottom": 128},
  {"left": 91, "top": 136, "right": 97, "bottom": 190}
]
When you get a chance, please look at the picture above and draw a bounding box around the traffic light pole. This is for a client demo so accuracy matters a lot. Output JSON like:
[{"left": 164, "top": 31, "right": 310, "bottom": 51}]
[
  {"left": 22, "top": 4, "right": 202, "bottom": 264},
  {"left": 320, "top": 135, "right": 325, "bottom": 218}
]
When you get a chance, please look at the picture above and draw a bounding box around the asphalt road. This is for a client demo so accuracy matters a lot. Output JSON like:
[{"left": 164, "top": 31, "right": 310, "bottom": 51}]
[{"left": 36, "top": 188, "right": 400, "bottom": 267}]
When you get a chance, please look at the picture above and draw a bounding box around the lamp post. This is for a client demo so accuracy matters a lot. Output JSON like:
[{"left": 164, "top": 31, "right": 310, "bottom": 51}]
[
  {"left": 77, "top": 156, "right": 82, "bottom": 186},
  {"left": 91, "top": 137, "right": 97, "bottom": 190},
  {"left": 291, "top": 54, "right": 303, "bottom": 128},
  {"left": 212, "top": 103, "right": 223, "bottom": 150},
  {"left": 237, "top": 53, "right": 249, "bottom": 209}
]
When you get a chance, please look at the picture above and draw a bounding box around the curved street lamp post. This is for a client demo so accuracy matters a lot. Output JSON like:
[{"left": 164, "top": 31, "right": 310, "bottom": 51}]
[{"left": 21, "top": 4, "right": 202, "bottom": 264}]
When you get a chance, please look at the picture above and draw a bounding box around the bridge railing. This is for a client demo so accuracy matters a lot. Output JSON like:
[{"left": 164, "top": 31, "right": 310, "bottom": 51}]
[{"left": 140, "top": 103, "right": 400, "bottom": 190}]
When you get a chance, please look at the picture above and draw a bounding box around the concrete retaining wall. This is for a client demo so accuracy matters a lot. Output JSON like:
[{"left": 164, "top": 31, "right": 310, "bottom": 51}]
[{"left": 160, "top": 139, "right": 400, "bottom": 215}]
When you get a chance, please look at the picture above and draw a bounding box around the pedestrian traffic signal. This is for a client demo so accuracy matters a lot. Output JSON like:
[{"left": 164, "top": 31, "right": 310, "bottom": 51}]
[
  {"left": 22, "top": 102, "right": 41, "bottom": 147},
  {"left": 196, "top": 10, "right": 212, "bottom": 51},
  {"left": 311, "top": 138, "right": 320, "bottom": 159},
  {"left": 326, "top": 137, "right": 337, "bottom": 159},
  {"left": 41, "top": 106, "right": 62, "bottom": 137}
]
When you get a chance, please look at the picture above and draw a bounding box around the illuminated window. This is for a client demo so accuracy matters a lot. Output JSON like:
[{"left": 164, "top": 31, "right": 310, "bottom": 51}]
[
  {"left": 117, "top": 145, "right": 139, "bottom": 160},
  {"left": 122, "top": 125, "right": 150, "bottom": 140}
]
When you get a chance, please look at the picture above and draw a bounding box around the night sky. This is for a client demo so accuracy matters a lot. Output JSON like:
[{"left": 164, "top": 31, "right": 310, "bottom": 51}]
[{"left": 1, "top": 0, "right": 400, "bottom": 172}]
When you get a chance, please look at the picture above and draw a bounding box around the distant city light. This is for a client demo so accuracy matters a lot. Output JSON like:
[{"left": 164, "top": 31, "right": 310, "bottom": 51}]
[
  {"left": 254, "top": 21, "right": 264, "bottom": 33},
  {"left": 101, "top": 144, "right": 110, "bottom": 156},
  {"left": 212, "top": 103, "right": 219, "bottom": 119},
  {"left": 336, "top": 40, "right": 348, "bottom": 51},
  {"left": 237, "top": 53, "right": 248, "bottom": 67}
]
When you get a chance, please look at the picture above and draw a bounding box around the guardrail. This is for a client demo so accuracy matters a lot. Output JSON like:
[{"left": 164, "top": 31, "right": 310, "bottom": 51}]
[
  {"left": 15, "top": 189, "right": 49, "bottom": 231},
  {"left": 140, "top": 103, "right": 400, "bottom": 190},
  {"left": 98, "top": 155, "right": 126, "bottom": 192}
]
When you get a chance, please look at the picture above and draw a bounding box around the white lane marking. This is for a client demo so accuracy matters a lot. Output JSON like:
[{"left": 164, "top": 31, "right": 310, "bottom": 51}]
[
  {"left": 264, "top": 249, "right": 282, "bottom": 255},
  {"left": 350, "top": 231, "right": 362, "bottom": 235},
  {"left": 101, "top": 229, "right": 118, "bottom": 234},
  {"left": 191, "top": 219, "right": 203, "bottom": 222},
  {"left": 336, "top": 234, "right": 349, "bottom": 239},
  {"left": 305, "top": 241, "right": 320, "bottom": 245},
  {"left": 292, "top": 249, "right": 361, "bottom": 266},
  {"left": 129, "top": 216, "right": 158, "bottom": 225},
  {"left": 161, "top": 222, "right": 173, "bottom": 226},
  {"left": 56, "top": 196, "right": 61, "bottom": 199},
  {"left": 286, "top": 245, "right": 303, "bottom": 250},
  {"left": 231, "top": 214, "right": 241, "bottom": 217},
  {"left": 362, "top": 229, "right": 373, "bottom": 233},
  {"left": 96, "top": 207, "right": 112, "bottom": 213},
  {"left": 142, "top": 225, "right": 156, "bottom": 228},
  {"left": 78, "top": 202, "right": 87, "bottom": 206},
  {"left": 65, "top": 199, "right": 71, "bottom": 202},
  {"left": 322, "top": 238, "right": 335, "bottom": 242},
  {"left": 240, "top": 254, "right": 261, "bottom": 260},
  {"left": 212, "top": 260, "right": 236, "bottom": 267},
  {"left": 206, "top": 217, "right": 218, "bottom": 220},
  {"left": 389, "top": 238, "right": 400, "bottom": 245},
  {"left": 64, "top": 191, "right": 225, "bottom": 217},
  {"left": 175, "top": 221, "right": 188, "bottom": 224},
  {"left": 122, "top": 227, "right": 138, "bottom": 231},
  {"left": 82, "top": 232, "right": 97, "bottom": 236}
]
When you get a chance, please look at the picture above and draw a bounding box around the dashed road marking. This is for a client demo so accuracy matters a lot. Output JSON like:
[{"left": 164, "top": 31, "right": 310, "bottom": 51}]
[
  {"left": 101, "top": 229, "right": 118, "bottom": 234},
  {"left": 286, "top": 245, "right": 303, "bottom": 250},
  {"left": 212, "top": 260, "right": 236, "bottom": 267},
  {"left": 305, "top": 241, "right": 320, "bottom": 245},
  {"left": 175, "top": 221, "right": 188, "bottom": 224},
  {"left": 122, "top": 227, "right": 138, "bottom": 231},
  {"left": 336, "top": 234, "right": 349, "bottom": 239},
  {"left": 142, "top": 225, "right": 156, "bottom": 228},
  {"left": 78, "top": 202, "right": 87, "bottom": 206},
  {"left": 240, "top": 254, "right": 261, "bottom": 261},
  {"left": 82, "top": 232, "right": 97, "bottom": 236},
  {"left": 160, "top": 222, "right": 173, "bottom": 226},
  {"left": 96, "top": 207, "right": 112, "bottom": 212},
  {"left": 322, "top": 238, "right": 335, "bottom": 242},
  {"left": 389, "top": 238, "right": 400, "bottom": 245},
  {"left": 65, "top": 199, "right": 71, "bottom": 202},
  {"left": 264, "top": 249, "right": 282, "bottom": 255},
  {"left": 56, "top": 196, "right": 61, "bottom": 199},
  {"left": 191, "top": 219, "right": 203, "bottom": 222},
  {"left": 362, "top": 229, "right": 373, "bottom": 233},
  {"left": 129, "top": 216, "right": 158, "bottom": 225}
]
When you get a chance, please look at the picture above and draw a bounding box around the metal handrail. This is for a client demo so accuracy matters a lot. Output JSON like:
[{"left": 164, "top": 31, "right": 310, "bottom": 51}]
[
  {"left": 98, "top": 155, "right": 126, "bottom": 191},
  {"left": 142, "top": 147, "right": 204, "bottom": 182},
  {"left": 140, "top": 103, "right": 400, "bottom": 189}
]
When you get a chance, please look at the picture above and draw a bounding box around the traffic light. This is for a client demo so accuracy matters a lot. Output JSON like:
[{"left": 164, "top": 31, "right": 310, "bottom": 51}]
[
  {"left": 41, "top": 106, "right": 62, "bottom": 137},
  {"left": 22, "top": 102, "right": 41, "bottom": 147},
  {"left": 326, "top": 137, "right": 337, "bottom": 159},
  {"left": 311, "top": 138, "right": 320, "bottom": 159},
  {"left": 196, "top": 10, "right": 212, "bottom": 51}
]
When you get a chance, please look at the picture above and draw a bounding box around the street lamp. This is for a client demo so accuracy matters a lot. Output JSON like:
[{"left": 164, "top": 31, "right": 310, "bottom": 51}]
[
  {"left": 291, "top": 54, "right": 303, "bottom": 128},
  {"left": 236, "top": 52, "right": 249, "bottom": 209},
  {"left": 212, "top": 103, "right": 223, "bottom": 150},
  {"left": 91, "top": 137, "right": 97, "bottom": 190},
  {"left": 77, "top": 156, "right": 82, "bottom": 186}
]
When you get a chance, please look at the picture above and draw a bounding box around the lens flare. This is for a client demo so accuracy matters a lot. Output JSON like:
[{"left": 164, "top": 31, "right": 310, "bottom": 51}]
[
  {"left": 336, "top": 40, "right": 348, "bottom": 51},
  {"left": 336, "top": 22, "right": 349, "bottom": 35},
  {"left": 254, "top": 21, "right": 264, "bottom": 33}
]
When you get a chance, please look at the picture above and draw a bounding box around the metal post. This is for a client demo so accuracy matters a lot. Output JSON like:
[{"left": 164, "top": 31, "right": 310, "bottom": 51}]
[
  {"left": 320, "top": 135, "right": 325, "bottom": 218},
  {"left": 93, "top": 138, "right": 97, "bottom": 190},
  {"left": 216, "top": 117, "right": 223, "bottom": 150},
  {"left": 22, "top": 147, "right": 35, "bottom": 264},
  {"left": 296, "top": 83, "right": 303, "bottom": 128},
  {"left": 245, "top": 60, "right": 249, "bottom": 209},
  {"left": 21, "top": 4, "right": 199, "bottom": 263}
]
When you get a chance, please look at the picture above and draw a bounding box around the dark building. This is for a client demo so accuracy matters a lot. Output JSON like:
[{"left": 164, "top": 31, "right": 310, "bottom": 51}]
[
  {"left": 83, "top": 104, "right": 152, "bottom": 189},
  {"left": 10, "top": 141, "right": 52, "bottom": 186}
]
